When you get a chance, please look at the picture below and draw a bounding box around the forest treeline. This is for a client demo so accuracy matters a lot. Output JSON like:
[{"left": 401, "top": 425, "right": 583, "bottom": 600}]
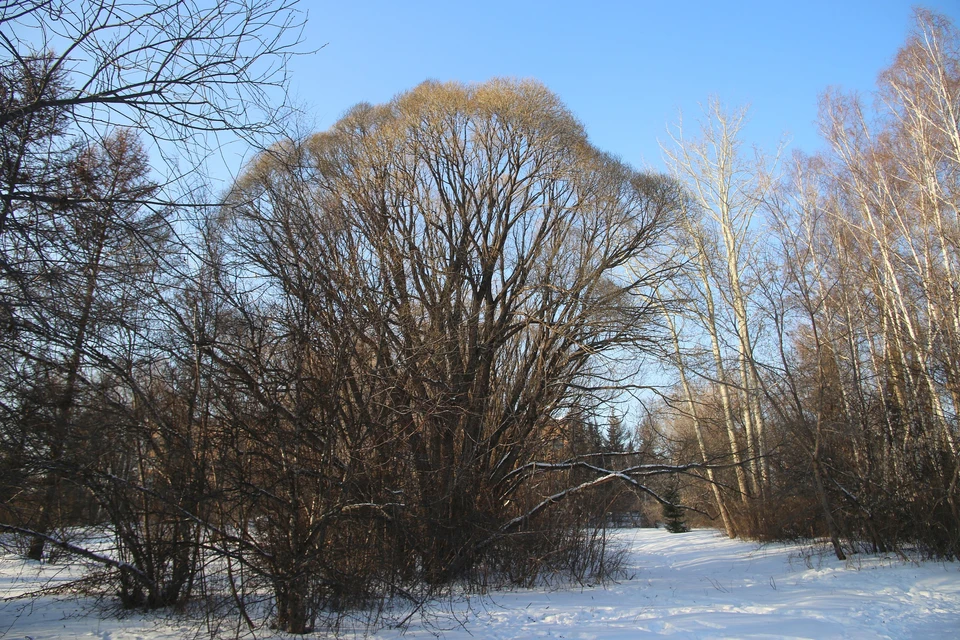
[
  {"left": 657, "top": 9, "right": 960, "bottom": 561},
  {"left": 0, "top": 1, "right": 957, "bottom": 635}
]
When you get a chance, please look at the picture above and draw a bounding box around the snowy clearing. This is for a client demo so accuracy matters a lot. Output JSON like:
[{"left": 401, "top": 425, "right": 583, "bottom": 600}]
[{"left": 1, "top": 528, "right": 958, "bottom": 639}]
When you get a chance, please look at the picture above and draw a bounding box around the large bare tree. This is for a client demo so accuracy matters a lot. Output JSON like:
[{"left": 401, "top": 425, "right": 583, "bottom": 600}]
[{"left": 215, "top": 79, "right": 680, "bottom": 631}]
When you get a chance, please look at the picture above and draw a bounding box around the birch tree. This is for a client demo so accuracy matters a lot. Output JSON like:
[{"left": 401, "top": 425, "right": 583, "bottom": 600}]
[{"left": 662, "top": 100, "right": 779, "bottom": 503}]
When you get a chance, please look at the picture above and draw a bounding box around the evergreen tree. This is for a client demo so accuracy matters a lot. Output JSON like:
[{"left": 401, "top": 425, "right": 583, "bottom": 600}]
[
  {"left": 662, "top": 482, "right": 688, "bottom": 533},
  {"left": 605, "top": 414, "right": 627, "bottom": 453}
]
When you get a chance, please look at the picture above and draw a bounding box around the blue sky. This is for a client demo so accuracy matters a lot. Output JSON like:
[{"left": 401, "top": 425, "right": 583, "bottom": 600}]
[{"left": 288, "top": 0, "right": 960, "bottom": 172}]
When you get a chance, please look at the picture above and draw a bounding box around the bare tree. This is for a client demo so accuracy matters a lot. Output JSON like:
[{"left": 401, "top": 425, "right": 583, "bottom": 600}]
[
  {"left": 660, "top": 100, "right": 781, "bottom": 520},
  {"left": 311, "top": 79, "right": 678, "bottom": 581},
  {"left": 212, "top": 79, "right": 681, "bottom": 631}
]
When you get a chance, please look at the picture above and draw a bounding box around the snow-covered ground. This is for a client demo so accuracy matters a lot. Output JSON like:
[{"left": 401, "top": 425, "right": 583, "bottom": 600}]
[{"left": 1, "top": 528, "right": 958, "bottom": 639}]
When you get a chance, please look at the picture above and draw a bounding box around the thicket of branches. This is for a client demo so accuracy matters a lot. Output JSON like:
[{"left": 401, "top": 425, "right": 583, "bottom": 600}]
[{"left": 1, "top": 1, "right": 959, "bottom": 636}]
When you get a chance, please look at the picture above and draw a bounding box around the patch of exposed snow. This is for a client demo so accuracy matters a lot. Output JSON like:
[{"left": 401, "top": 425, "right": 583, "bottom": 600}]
[{"left": 1, "top": 528, "right": 957, "bottom": 638}]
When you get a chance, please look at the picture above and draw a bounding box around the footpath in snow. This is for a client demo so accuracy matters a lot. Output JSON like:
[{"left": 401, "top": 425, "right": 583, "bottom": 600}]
[{"left": 1, "top": 528, "right": 958, "bottom": 639}]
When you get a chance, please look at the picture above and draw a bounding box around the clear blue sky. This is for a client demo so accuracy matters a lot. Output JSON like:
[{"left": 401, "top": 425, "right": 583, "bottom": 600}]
[{"left": 288, "top": 0, "right": 960, "bottom": 172}]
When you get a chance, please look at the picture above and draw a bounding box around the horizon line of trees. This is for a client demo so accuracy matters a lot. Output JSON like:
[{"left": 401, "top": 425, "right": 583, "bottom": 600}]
[{"left": 0, "top": 1, "right": 957, "bottom": 635}]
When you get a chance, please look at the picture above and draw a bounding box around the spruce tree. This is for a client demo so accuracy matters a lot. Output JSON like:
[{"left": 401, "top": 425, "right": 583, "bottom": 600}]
[{"left": 662, "top": 483, "right": 688, "bottom": 533}]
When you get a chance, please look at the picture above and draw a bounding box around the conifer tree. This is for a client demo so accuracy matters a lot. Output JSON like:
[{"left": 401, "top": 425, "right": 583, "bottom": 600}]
[{"left": 662, "top": 482, "right": 688, "bottom": 533}]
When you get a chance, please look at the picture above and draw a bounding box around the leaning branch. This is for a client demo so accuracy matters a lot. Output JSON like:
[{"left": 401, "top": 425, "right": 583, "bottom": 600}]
[
  {"left": 485, "top": 458, "right": 744, "bottom": 552},
  {"left": 0, "top": 524, "right": 152, "bottom": 586}
]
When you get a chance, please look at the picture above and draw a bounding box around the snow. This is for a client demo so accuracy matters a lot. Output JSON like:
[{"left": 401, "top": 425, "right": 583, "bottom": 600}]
[{"left": 1, "top": 528, "right": 958, "bottom": 639}]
